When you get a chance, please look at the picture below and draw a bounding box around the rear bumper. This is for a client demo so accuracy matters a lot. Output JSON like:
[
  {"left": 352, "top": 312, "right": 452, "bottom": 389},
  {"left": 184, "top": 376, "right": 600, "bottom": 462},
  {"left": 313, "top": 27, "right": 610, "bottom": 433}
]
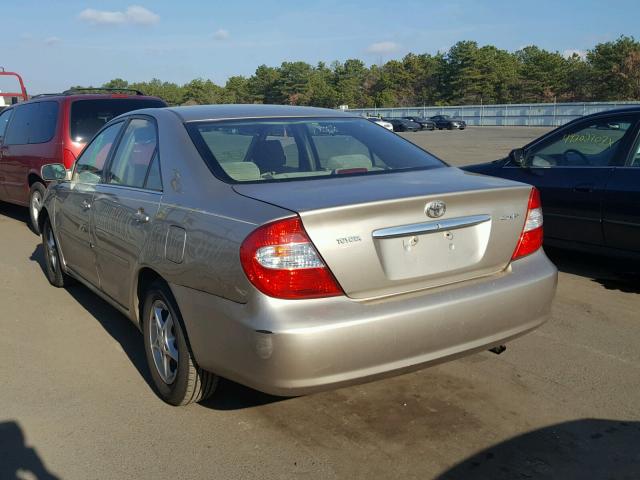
[{"left": 173, "top": 249, "right": 557, "bottom": 396}]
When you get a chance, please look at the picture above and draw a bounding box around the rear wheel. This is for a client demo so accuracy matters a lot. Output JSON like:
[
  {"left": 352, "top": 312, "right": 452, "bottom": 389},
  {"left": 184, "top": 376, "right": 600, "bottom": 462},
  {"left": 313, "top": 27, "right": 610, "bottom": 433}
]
[
  {"left": 29, "top": 182, "right": 46, "bottom": 235},
  {"left": 142, "top": 281, "right": 218, "bottom": 405},
  {"left": 42, "top": 217, "right": 73, "bottom": 287}
]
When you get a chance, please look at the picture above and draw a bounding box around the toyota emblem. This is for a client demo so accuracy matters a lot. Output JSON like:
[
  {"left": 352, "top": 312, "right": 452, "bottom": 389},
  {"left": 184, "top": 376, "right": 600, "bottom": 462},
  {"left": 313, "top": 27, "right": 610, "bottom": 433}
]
[{"left": 425, "top": 200, "right": 446, "bottom": 218}]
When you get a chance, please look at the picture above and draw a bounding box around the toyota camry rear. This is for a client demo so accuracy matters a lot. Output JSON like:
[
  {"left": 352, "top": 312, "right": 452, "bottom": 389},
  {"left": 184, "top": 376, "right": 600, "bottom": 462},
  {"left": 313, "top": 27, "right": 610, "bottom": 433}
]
[{"left": 40, "top": 105, "right": 557, "bottom": 405}]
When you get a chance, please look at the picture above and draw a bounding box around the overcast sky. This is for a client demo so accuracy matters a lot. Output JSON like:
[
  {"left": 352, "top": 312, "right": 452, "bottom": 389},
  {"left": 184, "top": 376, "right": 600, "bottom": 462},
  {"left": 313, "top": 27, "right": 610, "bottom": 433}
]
[{"left": 2, "top": 0, "right": 639, "bottom": 94}]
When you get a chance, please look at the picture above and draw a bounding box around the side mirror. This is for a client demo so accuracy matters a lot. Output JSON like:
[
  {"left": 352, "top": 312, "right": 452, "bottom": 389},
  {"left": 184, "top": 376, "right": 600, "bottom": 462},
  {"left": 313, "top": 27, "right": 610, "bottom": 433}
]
[
  {"left": 509, "top": 148, "right": 526, "bottom": 167},
  {"left": 41, "top": 163, "right": 68, "bottom": 182}
]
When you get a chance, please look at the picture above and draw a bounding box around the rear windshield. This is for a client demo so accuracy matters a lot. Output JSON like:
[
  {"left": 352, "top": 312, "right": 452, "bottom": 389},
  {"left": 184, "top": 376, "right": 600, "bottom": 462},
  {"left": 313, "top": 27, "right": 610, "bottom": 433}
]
[
  {"left": 188, "top": 117, "right": 444, "bottom": 183},
  {"left": 70, "top": 98, "right": 166, "bottom": 143}
]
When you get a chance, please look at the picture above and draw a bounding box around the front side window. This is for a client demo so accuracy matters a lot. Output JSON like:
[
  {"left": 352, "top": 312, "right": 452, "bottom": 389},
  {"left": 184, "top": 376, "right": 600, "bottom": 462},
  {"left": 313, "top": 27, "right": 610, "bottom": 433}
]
[
  {"left": 527, "top": 118, "right": 634, "bottom": 167},
  {"left": 73, "top": 122, "right": 123, "bottom": 184},
  {"left": 106, "top": 118, "right": 158, "bottom": 189},
  {"left": 188, "top": 117, "right": 444, "bottom": 183}
]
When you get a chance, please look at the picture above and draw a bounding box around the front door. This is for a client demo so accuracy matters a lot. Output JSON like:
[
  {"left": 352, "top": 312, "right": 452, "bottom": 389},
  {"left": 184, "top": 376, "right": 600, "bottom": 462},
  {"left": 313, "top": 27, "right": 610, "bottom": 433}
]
[
  {"left": 501, "top": 114, "right": 638, "bottom": 246},
  {"left": 92, "top": 117, "right": 162, "bottom": 307},
  {"left": 56, "top": 121, "right": 123, "bottom": 286},
  {"left": 603, "top": 126, "right": 640, "bottom": 253}
]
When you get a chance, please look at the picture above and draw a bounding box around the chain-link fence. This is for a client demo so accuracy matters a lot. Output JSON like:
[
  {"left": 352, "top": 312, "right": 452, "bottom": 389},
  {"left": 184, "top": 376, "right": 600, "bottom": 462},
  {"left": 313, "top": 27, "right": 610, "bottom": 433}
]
[{"left": 343, "top": 101, "right": 640, "bottom": 127}]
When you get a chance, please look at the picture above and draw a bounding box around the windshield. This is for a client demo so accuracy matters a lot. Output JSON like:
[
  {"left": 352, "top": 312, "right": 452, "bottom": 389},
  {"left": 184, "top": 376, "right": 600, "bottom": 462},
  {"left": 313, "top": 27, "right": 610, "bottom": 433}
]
[
  {"left": 70, "top": 98, "right": 166, "bottom": 143},
  {"left": 187, "top": 117, "right": 444, "bottom": 183}
]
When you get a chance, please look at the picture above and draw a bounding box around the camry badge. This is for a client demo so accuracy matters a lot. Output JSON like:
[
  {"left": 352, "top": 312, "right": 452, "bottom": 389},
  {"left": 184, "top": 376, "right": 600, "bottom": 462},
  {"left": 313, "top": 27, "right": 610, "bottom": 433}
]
[{"left": 425, "top": 200, "right": 446, "bottom": 218}]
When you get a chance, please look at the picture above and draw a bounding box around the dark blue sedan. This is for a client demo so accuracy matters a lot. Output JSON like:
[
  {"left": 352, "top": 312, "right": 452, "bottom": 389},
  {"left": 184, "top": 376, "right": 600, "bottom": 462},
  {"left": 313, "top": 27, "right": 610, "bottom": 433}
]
[{"left": 463, "top": 107, "right": 640, "bottom": 258}]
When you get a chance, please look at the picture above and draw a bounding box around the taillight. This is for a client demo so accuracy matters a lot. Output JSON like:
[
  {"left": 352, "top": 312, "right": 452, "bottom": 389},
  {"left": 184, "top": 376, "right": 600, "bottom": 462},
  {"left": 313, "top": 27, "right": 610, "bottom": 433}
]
[
  {"left": 511, "top": 187, "right": 543, "bottom": 261},
  {"left": 240, "top": 217, "right": 343, "bottom": 299},
  {"left": 62, "top": 148, "right": 77, "bottom": 169}
]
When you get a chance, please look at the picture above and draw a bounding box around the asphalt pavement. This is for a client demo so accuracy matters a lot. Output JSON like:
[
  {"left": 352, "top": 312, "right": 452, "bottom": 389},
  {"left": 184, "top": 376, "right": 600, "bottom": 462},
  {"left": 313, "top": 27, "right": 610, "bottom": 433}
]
[{"left": 1, "top": 126, "right": 638, "bottom": 479}]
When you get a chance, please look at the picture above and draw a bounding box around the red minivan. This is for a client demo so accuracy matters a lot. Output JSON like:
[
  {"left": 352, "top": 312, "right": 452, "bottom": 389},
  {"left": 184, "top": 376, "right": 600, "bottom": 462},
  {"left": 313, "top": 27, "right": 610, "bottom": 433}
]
[{"left": 0, "top": 89, "right": 167, "bottom": 233}]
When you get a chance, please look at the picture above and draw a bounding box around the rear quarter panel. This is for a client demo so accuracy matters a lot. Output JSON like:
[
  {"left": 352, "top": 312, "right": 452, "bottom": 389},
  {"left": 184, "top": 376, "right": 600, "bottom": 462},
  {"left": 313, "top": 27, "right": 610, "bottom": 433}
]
[{"left": 133, "top": 110, "right": 292, "bottom": 307}]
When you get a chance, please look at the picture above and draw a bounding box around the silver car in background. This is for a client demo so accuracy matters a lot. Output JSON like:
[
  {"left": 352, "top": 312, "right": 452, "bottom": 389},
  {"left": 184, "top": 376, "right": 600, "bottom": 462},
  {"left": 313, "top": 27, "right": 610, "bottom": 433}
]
[{"left": 39, "top": 105, "right": 557, "bottom": 406}]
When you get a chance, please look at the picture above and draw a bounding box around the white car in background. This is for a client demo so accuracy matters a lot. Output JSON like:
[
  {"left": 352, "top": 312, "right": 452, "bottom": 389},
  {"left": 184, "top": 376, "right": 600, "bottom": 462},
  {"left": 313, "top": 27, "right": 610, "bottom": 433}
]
[{"left": 366, "top": 117, "right": 394, "bottom": 131}]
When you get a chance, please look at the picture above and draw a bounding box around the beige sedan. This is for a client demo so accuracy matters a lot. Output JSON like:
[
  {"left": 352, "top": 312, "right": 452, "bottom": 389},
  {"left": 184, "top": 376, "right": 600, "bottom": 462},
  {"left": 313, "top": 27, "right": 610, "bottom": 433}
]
[{"left": 38, "top": 105, "right": 557, "bottom": 405}]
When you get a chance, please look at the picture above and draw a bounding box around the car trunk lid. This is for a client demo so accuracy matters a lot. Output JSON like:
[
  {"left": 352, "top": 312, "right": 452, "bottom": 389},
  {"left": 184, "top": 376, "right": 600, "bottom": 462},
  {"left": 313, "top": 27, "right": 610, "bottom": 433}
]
[{"left": 233, "top": 168, "right": 533, "bottom": 299}]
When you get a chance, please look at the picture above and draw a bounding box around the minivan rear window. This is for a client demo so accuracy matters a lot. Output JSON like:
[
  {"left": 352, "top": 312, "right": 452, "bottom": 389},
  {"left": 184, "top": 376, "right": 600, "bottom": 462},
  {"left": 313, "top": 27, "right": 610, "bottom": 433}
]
[
  {"left": 188, "top": 117, "right": 444, "bottom": 183},
  {"left": 70, "top": 98, "right": 166, "bottom": 143}
]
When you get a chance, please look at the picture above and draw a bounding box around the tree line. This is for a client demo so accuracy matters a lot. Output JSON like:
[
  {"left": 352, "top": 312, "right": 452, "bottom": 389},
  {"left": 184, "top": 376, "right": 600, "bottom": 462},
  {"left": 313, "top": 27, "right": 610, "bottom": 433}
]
[{"left": 91, "top": 36, "right": 640, "bottom": 108}]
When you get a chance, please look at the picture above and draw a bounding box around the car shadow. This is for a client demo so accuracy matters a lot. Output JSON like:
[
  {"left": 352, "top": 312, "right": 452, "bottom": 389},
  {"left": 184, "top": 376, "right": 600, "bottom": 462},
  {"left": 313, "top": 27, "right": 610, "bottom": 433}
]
[
  {"left": 545, "top": 247, "right": 640, "bottom": 294},
  {"left": 0, "top": 201, "right": 29, "bottom": 224},
  {"left": 436, "top": 418, "right": 640, "bottom": 479},
  {"left": 30, "top": 243, "right": 283, "bottom": 411},
  {"left": 0, "top": 421, "right": 60, "bottom": 480}
]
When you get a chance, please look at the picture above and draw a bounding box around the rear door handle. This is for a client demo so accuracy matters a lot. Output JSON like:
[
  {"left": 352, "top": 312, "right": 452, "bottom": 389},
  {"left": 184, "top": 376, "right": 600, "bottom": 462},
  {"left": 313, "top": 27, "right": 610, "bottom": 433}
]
[
  {"left": 574, "top": 184, "right": 594, "bottom": 193},
  {"left": 134, "top": 208, "right": 150, "bottom": 224}
]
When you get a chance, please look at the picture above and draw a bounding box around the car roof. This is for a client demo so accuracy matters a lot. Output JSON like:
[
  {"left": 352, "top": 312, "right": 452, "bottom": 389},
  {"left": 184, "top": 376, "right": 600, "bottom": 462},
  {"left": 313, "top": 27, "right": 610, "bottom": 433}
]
[{"left": 168, "top": 104, "right": 358, "bottom": 122}]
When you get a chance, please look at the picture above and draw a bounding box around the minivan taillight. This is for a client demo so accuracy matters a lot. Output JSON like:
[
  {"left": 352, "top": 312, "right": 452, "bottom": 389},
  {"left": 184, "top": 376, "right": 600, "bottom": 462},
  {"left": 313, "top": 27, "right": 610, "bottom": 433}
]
[
  {"left": 240, "top": 217, "right": 343, "bottom": 299},
  {"left": 511, "top": 187, "right": 543, "bottom": 261}
]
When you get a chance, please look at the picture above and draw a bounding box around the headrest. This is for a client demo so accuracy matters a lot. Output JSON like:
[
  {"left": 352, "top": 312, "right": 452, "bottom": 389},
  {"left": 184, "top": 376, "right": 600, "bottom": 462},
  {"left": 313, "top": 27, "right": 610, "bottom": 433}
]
[
  {"left": 326, "top": 154, "right": 373, "bottom": 171},
  {"left": 222, "top": 162, "right": 261, "bottom": 181}
]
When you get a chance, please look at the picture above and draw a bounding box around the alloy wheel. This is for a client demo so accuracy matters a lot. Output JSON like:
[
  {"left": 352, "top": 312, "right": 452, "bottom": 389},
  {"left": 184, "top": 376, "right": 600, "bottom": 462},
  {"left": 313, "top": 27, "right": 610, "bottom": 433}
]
[
  {"left": 44, "top": 224, "right": 58, "bottom": 272},
  {"left": 149, "top": 300, "right": 179, "bottom": 384}
]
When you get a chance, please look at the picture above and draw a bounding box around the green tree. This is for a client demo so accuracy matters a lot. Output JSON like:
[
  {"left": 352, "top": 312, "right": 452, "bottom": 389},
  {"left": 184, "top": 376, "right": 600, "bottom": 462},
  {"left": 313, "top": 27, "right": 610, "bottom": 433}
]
[
  {"left": 515, "top": 46, "right": 570, "bottom": 102},
  {"left": 588, "top": 36, "right": 640, "bottom": 100},
  {"left": 182, "top": 78, "right": 224, "bottom": 105},
  {"left": 333, "top": 59, "right": 372, "bottom": 108},
  {"left": 223, "top": 76, "right": 252, "bottom": 103},
  {"left": 248, "top": 65, "right": 281, "bottom": 104},
  {"left": 102, "top": 78, "right": 130, "bottom": 89}
]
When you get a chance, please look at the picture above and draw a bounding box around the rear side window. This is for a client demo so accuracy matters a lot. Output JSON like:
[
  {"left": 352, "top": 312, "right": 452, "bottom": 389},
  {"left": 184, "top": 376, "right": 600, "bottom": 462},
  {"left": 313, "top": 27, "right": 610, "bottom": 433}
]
[
  {"left": 70, "top": 98, "right": 166, "bottom": 143},
  {"left": 3, "top": 101, "right": 59, "bottom": 145},
  {"left": 106, "top": 118, "right": 159, "bottom": 189}
]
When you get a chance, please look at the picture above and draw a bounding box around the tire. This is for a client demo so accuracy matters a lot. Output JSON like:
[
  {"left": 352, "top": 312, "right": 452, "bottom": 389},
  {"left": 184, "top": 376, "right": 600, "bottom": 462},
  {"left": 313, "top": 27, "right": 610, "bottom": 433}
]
[
  {"left": 142, "top": 281, "right": 218, "bottom": 406},
  {"left": 42, "top": 217, "right": 74, "bottom": 288},
  {"left": 29, "top": 182, "right": 46, "bottom": 235}
]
